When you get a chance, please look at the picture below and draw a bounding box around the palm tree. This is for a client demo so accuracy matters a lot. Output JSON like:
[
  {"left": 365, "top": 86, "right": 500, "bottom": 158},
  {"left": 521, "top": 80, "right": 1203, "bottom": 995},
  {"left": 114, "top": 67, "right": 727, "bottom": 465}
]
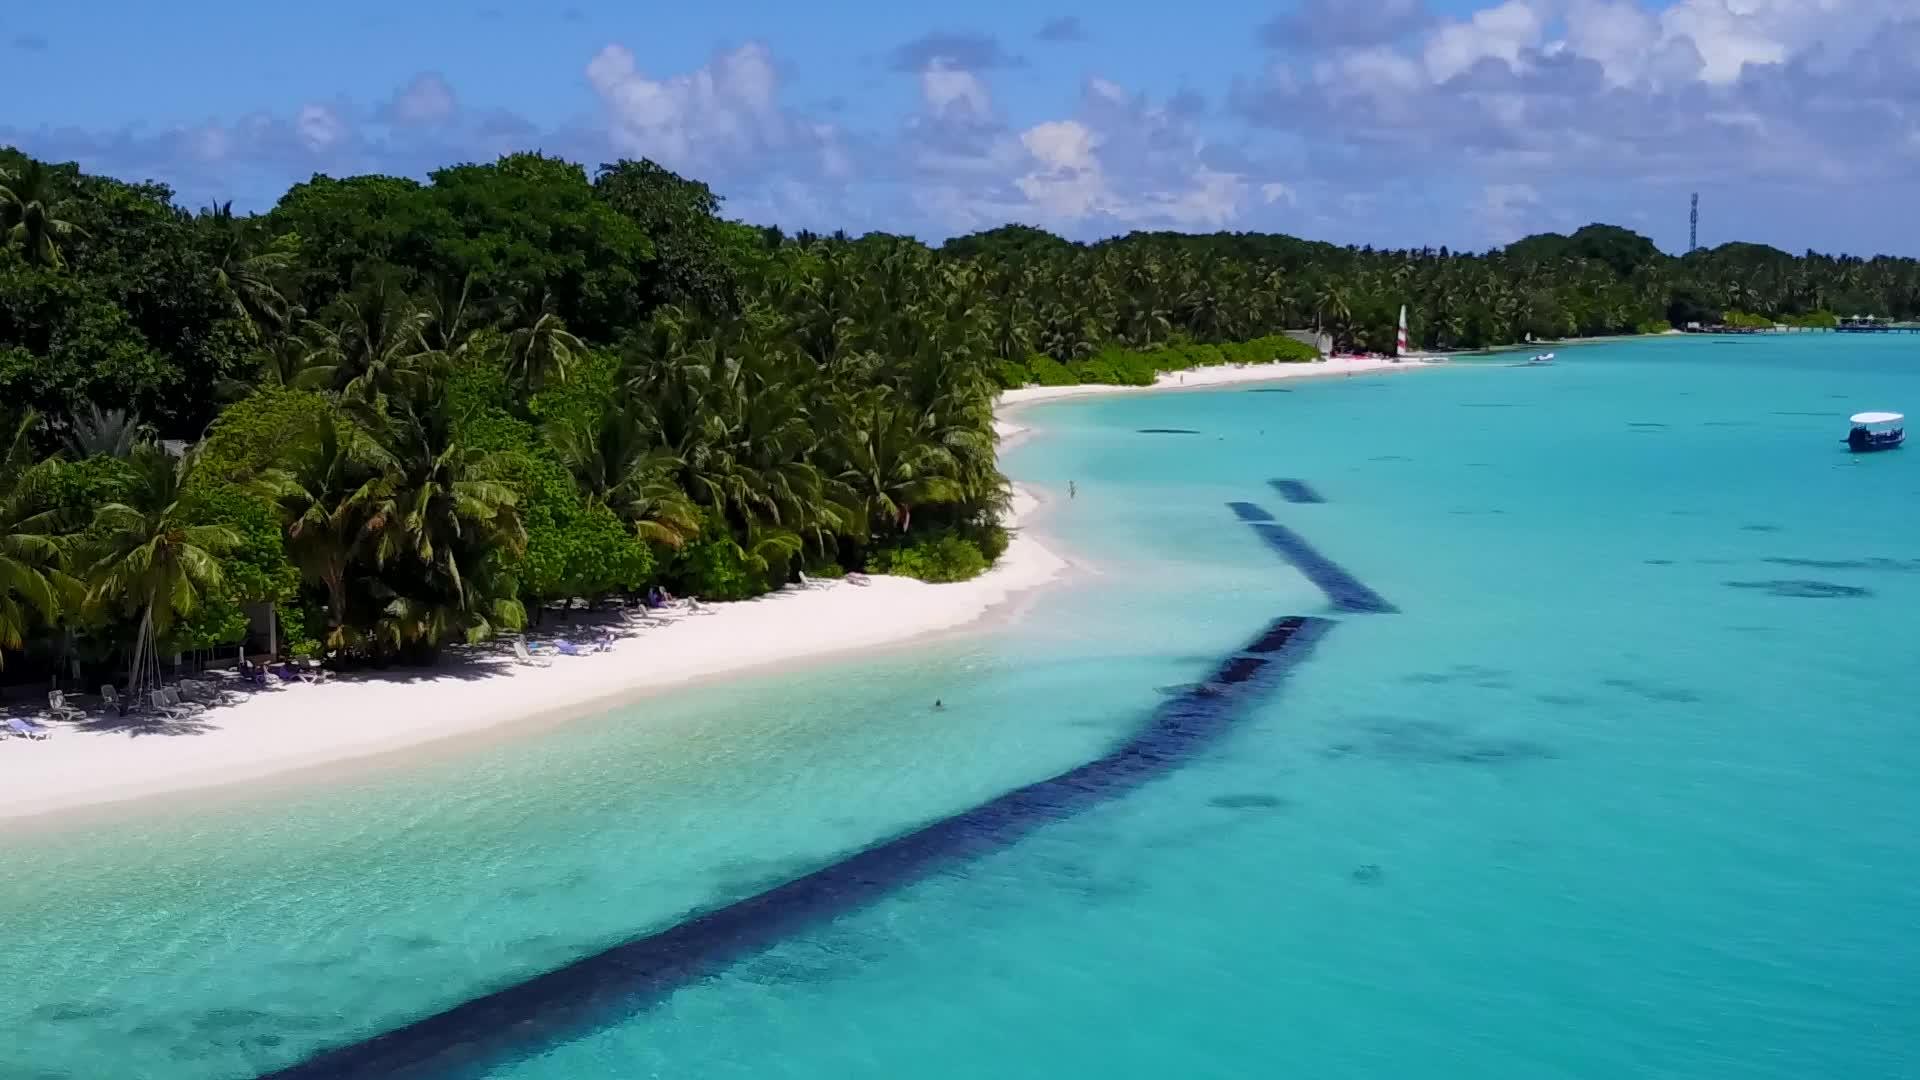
[
  {"left": 0, "top": 413, "right": 72, "bottom": 669},
  {"left": 258, "top": 412, "right": 389, "bottom": 649},
  {"left": 833, "top": 394, "right": 962, "bottom": 536},
  {"left": 83, "top": 448, "right": 240, "bottom": 687},
  {"left": 296, "top": 285, "right": 435, "bottom": 405},
  {"left": 200, "top": 201, "right": 292, "bottom": 337},
  {"left": 544, "top": 404, "right": 700, "bottom": 547},
  {"left": 59, "top": 405, "right": 150, "bottom": 460},
  {"left": 423, "top": 273, "right": 479, "bottom": 356},
  {"left": 352, "top": 406, "right": 525, "bottom": 653},
  {"left": 504, "top": 296, "right": 587, "bottom": 393},
  {"left": 0, "top": 161, "right": 90, "bottom": 269}
]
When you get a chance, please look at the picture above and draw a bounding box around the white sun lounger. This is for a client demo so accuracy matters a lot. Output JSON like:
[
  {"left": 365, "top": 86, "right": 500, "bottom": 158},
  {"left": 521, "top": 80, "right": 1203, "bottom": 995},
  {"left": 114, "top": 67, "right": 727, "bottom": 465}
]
[{"left": 46, "top": 690, "right": 84, "bottom": 723}]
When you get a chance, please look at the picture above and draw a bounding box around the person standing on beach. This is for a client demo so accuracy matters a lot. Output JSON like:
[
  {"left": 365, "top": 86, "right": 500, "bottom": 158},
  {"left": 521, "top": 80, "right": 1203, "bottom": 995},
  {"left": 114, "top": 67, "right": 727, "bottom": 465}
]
[{"left": 1069, "top": 481, "right": 1077, "bottom": 500}]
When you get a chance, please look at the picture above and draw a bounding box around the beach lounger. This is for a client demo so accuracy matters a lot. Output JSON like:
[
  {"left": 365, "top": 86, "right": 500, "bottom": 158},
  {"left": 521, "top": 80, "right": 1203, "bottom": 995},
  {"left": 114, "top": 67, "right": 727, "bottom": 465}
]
[
  {"left": 179, "top": 679, "right": 228, "bottom": 706},
  {"left": 846, "top": 572, "right": 871, "bottom": 586},
  {"left": 46, "top": 690, "right": 84, "bottom": 723},
  {"left": 512, "top": 640, "right": 552, "bottom": 667},
  {"left": 100, "top": 684, "right": 126, "bottom": 716},
  {"left": 7, "top": 717, "right": 50, "bottom": 740},
  {"left": 148, "top": 688, "right": 193, "bottom": 721}
]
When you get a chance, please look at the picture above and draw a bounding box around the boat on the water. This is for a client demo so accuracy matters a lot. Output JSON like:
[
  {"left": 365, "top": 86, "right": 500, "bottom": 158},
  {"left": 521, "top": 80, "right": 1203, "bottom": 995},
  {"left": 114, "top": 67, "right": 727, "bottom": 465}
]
[
  {"left": 1527, "top": 352, "right": 1555, "bottom": 364},
  {"left": 1394, "top": 305, "right": 1451, "bottom": 363},
  {"left": 1845, "top": 411, "right": 1904, "bottom": 452}
]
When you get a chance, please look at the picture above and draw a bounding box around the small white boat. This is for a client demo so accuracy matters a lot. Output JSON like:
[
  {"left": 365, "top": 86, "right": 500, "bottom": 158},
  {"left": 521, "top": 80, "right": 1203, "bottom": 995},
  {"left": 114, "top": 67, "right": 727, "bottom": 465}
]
[
  {"left": 1845, "top": 411, "right": 1904, "bottom": 452},
  {"left": 1527, "top": 352, "right": 1555, "bottom": 364}
]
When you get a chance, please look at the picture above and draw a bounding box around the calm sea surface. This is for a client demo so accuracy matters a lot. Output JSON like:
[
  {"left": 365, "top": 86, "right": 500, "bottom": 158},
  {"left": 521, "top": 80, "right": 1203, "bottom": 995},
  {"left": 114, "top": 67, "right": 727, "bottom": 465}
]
[{"left": 5, "top": 335, "right": 1919, "bottom": 1079}]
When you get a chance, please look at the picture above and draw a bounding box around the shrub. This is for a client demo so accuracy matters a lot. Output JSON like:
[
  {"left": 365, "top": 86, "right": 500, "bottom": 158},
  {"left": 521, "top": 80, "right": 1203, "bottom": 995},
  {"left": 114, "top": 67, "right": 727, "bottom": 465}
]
[
  {"left": 996, "top": 357, "right": 1034, "bottom": 389},
  {"left": 867, "top": 532, "right": 990, "bottom": 583},
  {"left": 668, "top": 512, "right": 772, "bottom": 600},
  {"left": 1026, "top": 353, "right": 1078, "bottom": 386},
  {"left": 969, "top": 523, "right": 1010, "bottom": 562}
]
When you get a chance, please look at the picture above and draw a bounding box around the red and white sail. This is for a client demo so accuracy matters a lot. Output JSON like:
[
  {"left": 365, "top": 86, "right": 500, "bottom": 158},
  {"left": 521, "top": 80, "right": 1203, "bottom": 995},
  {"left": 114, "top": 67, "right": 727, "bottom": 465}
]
[{"left": 1395, "top": 305, "right": 1410, "bottom": 357}]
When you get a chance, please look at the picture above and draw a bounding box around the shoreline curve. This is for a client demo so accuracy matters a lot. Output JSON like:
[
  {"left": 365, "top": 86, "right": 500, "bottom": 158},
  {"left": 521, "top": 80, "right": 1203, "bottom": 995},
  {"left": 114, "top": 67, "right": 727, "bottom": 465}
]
[{"left": 0, "top": 355, "right": 1425, "bottom": 826}]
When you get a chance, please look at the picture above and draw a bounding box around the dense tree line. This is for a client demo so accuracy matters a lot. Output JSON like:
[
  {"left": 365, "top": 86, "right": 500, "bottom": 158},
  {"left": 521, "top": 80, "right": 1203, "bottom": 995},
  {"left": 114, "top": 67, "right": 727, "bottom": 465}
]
[
  {"left": 935, "top": 222, "right": 1920, "bottom": 359},
  {"left": 6, "top": 145, "right": 1920, "bottom": 684}
]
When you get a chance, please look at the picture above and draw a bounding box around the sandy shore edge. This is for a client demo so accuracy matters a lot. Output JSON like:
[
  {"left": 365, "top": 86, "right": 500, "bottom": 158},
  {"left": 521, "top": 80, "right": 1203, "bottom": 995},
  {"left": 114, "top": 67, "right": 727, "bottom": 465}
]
[{"left": 0, "top": 355, "right": 1427, "bottom": 823}]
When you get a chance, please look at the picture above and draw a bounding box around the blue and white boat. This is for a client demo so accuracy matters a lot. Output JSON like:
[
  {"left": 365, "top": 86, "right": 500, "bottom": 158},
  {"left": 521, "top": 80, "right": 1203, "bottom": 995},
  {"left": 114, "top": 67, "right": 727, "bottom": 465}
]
[{"left": 1845, "top": 411, "right": 1904, "bottom": 452}]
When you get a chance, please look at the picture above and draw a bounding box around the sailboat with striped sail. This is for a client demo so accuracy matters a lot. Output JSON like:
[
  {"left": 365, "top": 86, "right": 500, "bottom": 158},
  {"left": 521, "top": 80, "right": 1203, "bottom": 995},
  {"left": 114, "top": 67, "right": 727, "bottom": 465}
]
[{"left": 1395, "top": 304, "right": 1449, "bottom": 363}]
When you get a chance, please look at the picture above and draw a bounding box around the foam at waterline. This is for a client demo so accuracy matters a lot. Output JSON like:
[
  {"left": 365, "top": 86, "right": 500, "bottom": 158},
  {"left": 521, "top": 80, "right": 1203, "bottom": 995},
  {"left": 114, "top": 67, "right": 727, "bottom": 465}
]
[{"left": 260, "top": 616, "right": 1336, "bottom": 1080}]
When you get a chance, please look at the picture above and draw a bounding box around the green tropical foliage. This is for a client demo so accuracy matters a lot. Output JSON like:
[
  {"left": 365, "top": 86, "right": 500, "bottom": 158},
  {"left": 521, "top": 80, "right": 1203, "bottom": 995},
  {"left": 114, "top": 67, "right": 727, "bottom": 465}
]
[{"left": 5, "top": 142, "right": 1918, "bottom": 686}]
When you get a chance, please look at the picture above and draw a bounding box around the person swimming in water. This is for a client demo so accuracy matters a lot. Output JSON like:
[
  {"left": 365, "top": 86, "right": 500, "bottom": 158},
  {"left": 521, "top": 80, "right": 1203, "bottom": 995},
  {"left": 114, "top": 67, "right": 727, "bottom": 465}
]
[
  {"left": 1068, "top": 480, "right": 1076, "bottom": 500},
  {"left": 933, "top": 699, "right": 945, "bottom": 710}
]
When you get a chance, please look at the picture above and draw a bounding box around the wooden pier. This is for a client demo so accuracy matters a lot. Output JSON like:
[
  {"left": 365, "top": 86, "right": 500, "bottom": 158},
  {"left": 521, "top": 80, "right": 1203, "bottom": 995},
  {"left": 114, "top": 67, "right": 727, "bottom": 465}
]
[{"left": 1699, "top": 324, "right": 1920, "bottom": 335}]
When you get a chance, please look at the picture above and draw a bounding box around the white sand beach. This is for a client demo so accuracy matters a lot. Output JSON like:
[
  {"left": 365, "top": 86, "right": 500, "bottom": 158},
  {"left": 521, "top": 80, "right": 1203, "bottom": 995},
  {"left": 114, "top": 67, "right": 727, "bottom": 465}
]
[
  {"left": 0, "top": 488, "right": 1066, "bottom": 822},
  {"left": 0, "top": 355, "right": 1427, "bottom": 822},
  {"left": 994, "top": 355, "right": 1431, "bottom": 443}
]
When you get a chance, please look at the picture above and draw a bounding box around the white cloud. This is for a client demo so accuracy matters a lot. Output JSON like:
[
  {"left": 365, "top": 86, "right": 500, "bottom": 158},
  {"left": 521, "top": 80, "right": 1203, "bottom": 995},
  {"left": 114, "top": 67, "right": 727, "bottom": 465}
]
[
  {"left": 1261, "top": 182, "right": 1298, "bottom": 207},
  {"left": 1473, "top": 182, "right": 1541, "bottom": 243},
  {"left": 1424, "top": 1, "right": 1546, "bottom": 82},
  {"left": 585, "top": 42, "right": 823, "bottom": 174},
  {"left": 920, "top": 59, "right": 992, "bottom": 121},
  {"left": 384, "top": 73, "right": 458, "bottom": 126},
  {"left": 294, "top": 104, "right": 348, "bottom": 152}
]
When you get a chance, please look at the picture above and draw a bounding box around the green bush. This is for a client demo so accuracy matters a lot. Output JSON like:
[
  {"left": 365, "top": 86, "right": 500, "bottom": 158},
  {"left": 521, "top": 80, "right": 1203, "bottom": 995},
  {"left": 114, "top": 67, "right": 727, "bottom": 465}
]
[
  {"left": 867, "top": 532, "right": 990, "bottom": 583},
  {"left": 1782, "top": 310, "right": 1837, "bottom": 328},
  {"left": 970, "top": 523, "right": 1010, "bottom": 562},
  {"left": 1072, "top": 346, "right": 1156, "bottom": 386},
  {"left": 1635, "top": 319, "right": 1673, "bottom": 335},
  {"left": 668, "top": 512, "right": 772, "bottom": 600},
  {"left": 1026, "top": 353, "right": 1078, "bottom": 386},
  {"left": 995, "top": 357, "right": 1034, "bottom": 389}
]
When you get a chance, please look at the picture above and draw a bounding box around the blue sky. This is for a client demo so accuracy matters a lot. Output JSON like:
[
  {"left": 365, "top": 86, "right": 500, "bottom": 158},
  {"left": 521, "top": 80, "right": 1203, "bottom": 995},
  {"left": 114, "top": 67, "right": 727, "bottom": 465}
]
[{"left": 6, "top": 1, "right": 1920, "bottom": 255}]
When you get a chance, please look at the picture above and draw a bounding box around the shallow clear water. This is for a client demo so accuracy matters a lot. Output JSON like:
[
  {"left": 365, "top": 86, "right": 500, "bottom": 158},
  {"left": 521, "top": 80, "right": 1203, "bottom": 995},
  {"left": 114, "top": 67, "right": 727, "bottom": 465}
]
[{"left": 7, "top": 335, "right": 1920, "bottom": 1079}]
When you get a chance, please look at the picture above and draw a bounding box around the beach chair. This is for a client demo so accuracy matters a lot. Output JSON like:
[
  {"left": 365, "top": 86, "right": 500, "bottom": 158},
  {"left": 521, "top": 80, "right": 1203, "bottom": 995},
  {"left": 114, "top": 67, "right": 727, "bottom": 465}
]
[
  {"left": 148, "top": 688, "right": 192, "bottom": 721},
  {"left": 512, "top": 640, "right": 552, "bottom": 667},
  {"left": 179, "top": 679, "right": 224, "bottom": 706},
  {"left": 46, "top": 690, "right": 84, "bottom": 723},
  {"left": 100, "top": 684, "right": 126, "bottom": 716},
  {"left": 846, "top": 572, "right": 871, "bottom": 587},
  {"left": 7, "top": 717, "right": 50, "bottom": 740},
  {"left": 297, "top": 663, "right": 331, "bottom": 685}
]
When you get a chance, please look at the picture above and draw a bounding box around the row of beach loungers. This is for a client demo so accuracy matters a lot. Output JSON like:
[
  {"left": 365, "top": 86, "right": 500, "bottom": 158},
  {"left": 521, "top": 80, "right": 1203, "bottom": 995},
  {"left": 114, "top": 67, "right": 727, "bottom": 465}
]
[{"left": 6, "top": 677, "right": 276, "bottom": 741}]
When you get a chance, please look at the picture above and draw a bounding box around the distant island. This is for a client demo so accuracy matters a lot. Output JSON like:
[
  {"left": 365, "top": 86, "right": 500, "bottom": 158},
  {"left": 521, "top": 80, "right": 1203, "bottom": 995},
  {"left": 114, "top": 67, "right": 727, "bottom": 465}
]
[{"left": 3, "top": 144, "right": 1915, "bottom": 685}]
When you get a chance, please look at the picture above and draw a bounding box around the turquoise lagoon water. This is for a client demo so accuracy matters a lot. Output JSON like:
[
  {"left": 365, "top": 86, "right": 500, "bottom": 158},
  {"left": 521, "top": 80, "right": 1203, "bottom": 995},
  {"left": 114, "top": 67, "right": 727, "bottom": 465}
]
[{"left": 6, "top": 335, "right": 1920, "bottom": 1078}]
